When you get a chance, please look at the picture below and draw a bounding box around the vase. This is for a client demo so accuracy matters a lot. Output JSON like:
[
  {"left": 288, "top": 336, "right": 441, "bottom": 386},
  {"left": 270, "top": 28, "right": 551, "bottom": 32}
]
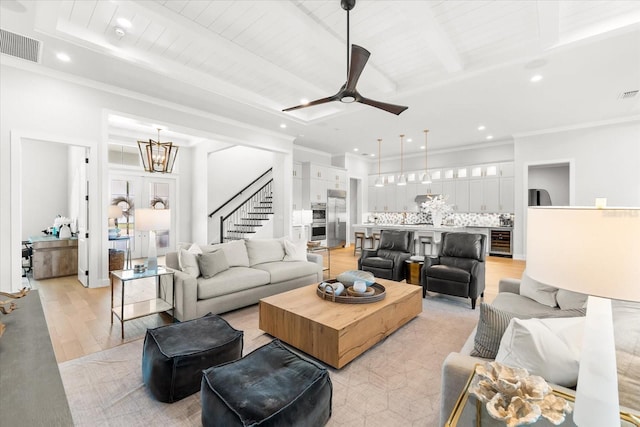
[{"left": 431, "top": 212, "right": 443, "bottom": 228}]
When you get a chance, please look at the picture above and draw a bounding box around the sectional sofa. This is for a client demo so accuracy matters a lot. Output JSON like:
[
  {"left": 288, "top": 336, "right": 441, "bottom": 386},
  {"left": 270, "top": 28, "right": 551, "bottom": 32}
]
[
  {"left": 165, "top": 238, "right": 323, "bottom": 322},
  {"left": 439, "top": 273, "right": 640, "bottom": 425}
]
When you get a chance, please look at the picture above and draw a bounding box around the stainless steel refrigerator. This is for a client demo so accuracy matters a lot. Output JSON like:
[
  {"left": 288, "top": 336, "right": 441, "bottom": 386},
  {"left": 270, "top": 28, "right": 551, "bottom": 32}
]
[{"left": 326, "top": 189, "right": 347, "bottom": 248}]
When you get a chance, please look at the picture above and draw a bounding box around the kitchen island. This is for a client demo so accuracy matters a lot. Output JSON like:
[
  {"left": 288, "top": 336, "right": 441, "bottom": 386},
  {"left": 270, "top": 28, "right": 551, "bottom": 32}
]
[{"left": 352, "top": 224, "right": 466, "bottom": 256}]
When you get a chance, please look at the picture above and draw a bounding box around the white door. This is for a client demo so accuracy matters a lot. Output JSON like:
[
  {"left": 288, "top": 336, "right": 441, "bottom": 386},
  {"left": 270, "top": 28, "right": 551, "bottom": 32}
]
[
  {"left": 109, "top": 174, "right": 176, "bottom": 260},
  {"left": 76, "top": 148, "right": 89, "bottom": 287}
]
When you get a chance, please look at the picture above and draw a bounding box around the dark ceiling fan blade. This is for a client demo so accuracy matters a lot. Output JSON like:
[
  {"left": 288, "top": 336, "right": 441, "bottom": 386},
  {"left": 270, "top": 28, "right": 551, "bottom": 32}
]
[
  {"left": 345, "top": 44, "right": 370, "bottom": 92},
  {"left": 282, "top": 95, "right": 339, "bottom": 112},
  {"left": 358, "top": 97, "right": 408, "bottom": 115}
]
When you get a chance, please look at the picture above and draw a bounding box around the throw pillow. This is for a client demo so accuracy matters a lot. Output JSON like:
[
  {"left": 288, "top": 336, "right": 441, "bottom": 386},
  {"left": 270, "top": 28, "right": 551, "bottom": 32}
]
[
  {"left": 245, "top": 239, "right": 286, "bottom": 266},
  {"left": 495, "top": 317, "right": 584, "bottom": 387},
  {"left": 556, "top": 289, "right": 588, "bottom": 310},
  {"left": 519, "top": 270, "right": 558, "bottom": 308},
  {"left": 282, "top": 239, "right": 308, "bottom": 262},
  {"left": 197, "top": 250, "right": 230, "bottom": 279},
  {"left": 179, "top": 243, "right": 203, "bottom": 277},
  {"left": 470, "top": 303, "right": 587, "bottom": 359},
  {"left": 202, "top": 240, "right": 250, "bottom": 268}
]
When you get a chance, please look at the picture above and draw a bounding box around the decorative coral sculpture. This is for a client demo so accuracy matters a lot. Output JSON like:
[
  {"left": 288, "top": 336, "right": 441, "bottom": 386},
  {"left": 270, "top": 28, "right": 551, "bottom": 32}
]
[{"left": 470, "top": 362, "right": 572, "bottom": 426}]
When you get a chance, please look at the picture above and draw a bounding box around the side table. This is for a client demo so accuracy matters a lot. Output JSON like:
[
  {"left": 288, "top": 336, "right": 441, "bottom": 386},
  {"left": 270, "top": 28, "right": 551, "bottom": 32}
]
[
  {"left": 307, "top": 245, "right": 330, "bottom": 277},
  {"left": 405, "top": 258, "right": 424, "bottom": 285},
  {"left": 110, "top": 267, "right": 175, "bottom": 339},
  {"left": 446, "top": 366, "right": 639, "bottom": 426}
]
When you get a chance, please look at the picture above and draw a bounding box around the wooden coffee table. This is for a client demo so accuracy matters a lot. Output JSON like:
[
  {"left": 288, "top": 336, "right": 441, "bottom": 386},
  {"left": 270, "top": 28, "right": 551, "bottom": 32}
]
[{"left": 258, "top": 278, "right": 422, "bottom": 369}]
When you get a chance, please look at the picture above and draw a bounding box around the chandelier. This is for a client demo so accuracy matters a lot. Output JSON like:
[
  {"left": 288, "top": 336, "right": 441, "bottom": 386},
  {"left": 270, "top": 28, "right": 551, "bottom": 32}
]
[{"left": 138, "top": 128, "right": 179, "bottom": 173}]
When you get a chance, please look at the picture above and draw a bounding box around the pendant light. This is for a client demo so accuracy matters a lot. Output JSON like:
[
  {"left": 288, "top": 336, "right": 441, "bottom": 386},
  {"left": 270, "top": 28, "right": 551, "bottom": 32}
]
[
  {"left": 138, "top": 128, "right": 179, "bottom": 173},
  {"left": 375, "top": 138, "right": 384, "bottom": 187},
  {"left": 397, "top": 134, "right": 406, "bottom": 186},
  {"left": 421, "top": 129, "right": 432, "bottom": 184}
]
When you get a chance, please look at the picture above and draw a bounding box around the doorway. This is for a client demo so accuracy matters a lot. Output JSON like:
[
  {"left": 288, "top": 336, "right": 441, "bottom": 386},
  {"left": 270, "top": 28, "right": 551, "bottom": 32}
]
[
  {"left": 528, "top": 163, "right": 571, "bottom": 206},
  {"left": 109, "top": 173, "right": 177, "bottom": 260}
]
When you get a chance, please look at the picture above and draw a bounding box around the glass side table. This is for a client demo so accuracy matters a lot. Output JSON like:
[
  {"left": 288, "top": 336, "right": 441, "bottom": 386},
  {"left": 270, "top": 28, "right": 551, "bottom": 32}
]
[
  {"left": 110, "top": 267, "right": 175, "bottom": 339},
  {"left": 446, "top": 366, "right": 640, "bottom": 427}
]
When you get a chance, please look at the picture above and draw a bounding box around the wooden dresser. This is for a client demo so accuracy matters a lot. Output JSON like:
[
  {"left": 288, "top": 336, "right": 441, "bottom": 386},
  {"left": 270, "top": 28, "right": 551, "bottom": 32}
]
[{"left": 30, "top": 236, "right": 78, "bottom": 280}]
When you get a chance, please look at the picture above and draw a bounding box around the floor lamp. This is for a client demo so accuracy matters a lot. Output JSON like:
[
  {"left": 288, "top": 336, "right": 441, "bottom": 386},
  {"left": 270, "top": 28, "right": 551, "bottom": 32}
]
[
  {"left": 136, "top": 208, "right": 170, "bottom": 273},
  {"left": 526, "top": 206, "right": 640, "bottom": 426}
]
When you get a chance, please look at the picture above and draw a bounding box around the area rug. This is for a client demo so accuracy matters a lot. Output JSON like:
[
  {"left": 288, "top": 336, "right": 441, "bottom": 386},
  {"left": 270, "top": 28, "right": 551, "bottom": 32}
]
[{"left": 59, "top": 294, "right": 479, "bottom": 426}]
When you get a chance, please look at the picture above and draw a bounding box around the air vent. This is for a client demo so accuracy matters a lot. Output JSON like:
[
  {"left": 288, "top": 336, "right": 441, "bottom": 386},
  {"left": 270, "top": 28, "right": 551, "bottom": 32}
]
[
  {"left": 0, "top": 28, "right": 41, "bottom": 63},
  {"left": 620, "top": 90, "right": 639, "bottom": 99}
]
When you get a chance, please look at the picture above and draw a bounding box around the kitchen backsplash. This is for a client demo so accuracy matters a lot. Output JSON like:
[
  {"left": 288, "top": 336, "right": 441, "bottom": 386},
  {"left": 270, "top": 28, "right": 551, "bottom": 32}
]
[{"left": 367, "top": 212, "right": 514, "bottom": 227}]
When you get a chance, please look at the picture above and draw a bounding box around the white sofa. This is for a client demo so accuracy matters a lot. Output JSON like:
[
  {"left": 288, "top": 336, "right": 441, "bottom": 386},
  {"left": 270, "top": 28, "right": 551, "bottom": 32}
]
[
  {"left": 439, "top": 275, "right": 640, "bottom": 425},
  {"left": 165, "top": 239, "right": 323, "bottom": 322}
]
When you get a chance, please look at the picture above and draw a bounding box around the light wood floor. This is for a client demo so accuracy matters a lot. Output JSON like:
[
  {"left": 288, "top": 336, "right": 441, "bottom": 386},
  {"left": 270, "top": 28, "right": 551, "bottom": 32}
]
[{"left": 33, "top": 246, "right": 525, "bottom": 363}]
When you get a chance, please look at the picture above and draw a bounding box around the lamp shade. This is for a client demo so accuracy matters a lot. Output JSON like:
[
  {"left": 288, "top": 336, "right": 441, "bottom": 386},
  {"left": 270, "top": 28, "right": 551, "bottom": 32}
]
[
  {"left": 136, "top": 208, "right": 171, "bottom": 232},
  {"left": 526, "top": 206, "right": 640, "bottom": 302},
  {"left": 108, "top": 205, "right": 123, "bottom": 219}
]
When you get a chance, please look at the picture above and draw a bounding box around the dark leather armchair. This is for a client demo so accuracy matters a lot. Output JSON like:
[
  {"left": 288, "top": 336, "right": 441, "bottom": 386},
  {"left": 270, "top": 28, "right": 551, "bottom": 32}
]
[
  {"left": 421, "top": 232, "right": 486, "bottom": 309},
  {"left": 358, "top": 229, "right": 414, "bottom": 281}
]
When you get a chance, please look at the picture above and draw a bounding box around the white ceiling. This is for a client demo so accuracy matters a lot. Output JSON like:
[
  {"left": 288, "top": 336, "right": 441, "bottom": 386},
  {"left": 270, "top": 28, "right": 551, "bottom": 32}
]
[{"left": 1, "top": 0, "right": 639, "bottom": 158}]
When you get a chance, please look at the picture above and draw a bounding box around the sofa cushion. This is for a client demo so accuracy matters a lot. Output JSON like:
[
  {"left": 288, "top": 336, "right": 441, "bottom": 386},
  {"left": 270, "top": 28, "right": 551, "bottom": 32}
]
[
  {"left": 197, "top": 267, "right": 270, "bottom": 300},
  {"left": 197, "top": 250, "right": 229, "bottom": 279},
  {"left": 201, "top": 240, "right": 250, "bottom": 268},
  {"left": 282, "top": 239, "right": 307, "bottom": 262},
  {"left": 253, "top": 261, "right": 321, "bottom": 284},
  {"left": 428, "top": 265, "right": 471, "bottom": 283},
  {"left": 519, "top": 270, "right": 558, "bottom": 308},
  {"left": 245, "top": 239, "right": 285, "bottom": 266},
  {"left": 612, "top": 300, "right": 640, "bottom": 410},
  {"left": 495, "top": 317, "right": 584, "bottom": 387},
  {"left": 556, "top": 289, "right": 588, "bottom": 310},
  {"left": 179, "top": 244, "right": 203, "bottom": 277},
  {"left": 470, "top": 302, "right": 586, "bottom": 359}
]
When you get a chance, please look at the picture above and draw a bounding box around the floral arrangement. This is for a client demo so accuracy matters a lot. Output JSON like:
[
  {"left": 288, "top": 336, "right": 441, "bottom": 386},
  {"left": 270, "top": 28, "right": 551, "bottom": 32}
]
[{"left": 421, "top": 195, "right": 452, "bottom": 215}]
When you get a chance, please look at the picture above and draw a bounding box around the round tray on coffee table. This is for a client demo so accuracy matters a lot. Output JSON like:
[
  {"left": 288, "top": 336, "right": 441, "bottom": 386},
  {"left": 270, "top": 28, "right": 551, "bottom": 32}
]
[{"left": 316, "top": 279, "right": 386, "bottom": 304}]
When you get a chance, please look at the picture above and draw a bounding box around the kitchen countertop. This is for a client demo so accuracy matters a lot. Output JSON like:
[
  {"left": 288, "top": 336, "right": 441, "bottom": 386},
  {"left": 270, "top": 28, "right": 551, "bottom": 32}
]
[
  {"left": 353, "top": 224, "right": 465, "bottom": 232},
  {"left": 29, "top": 235, "right": 78, "bottom": 243}
]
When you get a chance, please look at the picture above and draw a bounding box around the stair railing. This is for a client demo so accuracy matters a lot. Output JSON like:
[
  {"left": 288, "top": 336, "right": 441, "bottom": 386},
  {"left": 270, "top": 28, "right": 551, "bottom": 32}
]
[
  {"left": 208, "top": 168, "right": 272, "bottom": 218},
  {"left": 220, "top": 180, "right": 273, "bottom": 242}
]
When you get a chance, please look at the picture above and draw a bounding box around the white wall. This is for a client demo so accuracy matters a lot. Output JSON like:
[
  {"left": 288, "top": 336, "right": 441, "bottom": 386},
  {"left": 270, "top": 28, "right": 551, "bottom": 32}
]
[
  {"left": 528, "top": 164, "right": 570, "bottom": 206},
  {"left": 21, "top": 139, "right": 69, "bottom": 240},
  {"left": 1, "top": 63, "right": 294, "bottom": 291},
  {"left": 207, "top": 145, "right": 277, "bottom": 243},
  {"left": 513, "top": 119, "right": 640, "bottom": 258}
]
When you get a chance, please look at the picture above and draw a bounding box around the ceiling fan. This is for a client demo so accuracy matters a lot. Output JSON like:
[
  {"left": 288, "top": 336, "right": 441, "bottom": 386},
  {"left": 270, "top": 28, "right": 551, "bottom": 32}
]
[{"left": 282, "top": 0, "right": 408, "bottom": 116}]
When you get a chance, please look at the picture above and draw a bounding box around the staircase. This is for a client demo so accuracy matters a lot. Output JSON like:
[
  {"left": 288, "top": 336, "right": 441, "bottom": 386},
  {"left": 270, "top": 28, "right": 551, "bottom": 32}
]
[{"left": 220, "top": 180, "right": 273, "bottom": 242}]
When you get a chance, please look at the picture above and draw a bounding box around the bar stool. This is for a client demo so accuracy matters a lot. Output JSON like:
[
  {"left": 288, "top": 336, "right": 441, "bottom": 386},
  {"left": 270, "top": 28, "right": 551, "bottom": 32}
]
[
  {"left": 371, "top": 232, "right": 381, "bottom": 250},
  {"left": 354, "top": 231, "right": 373, "bottom": 255},
  {"left": 418, "top": 233, "right": 435, "bottom": 256}
]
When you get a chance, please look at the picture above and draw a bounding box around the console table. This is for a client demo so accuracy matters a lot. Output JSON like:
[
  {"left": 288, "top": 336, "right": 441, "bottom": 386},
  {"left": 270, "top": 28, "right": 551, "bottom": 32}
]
[{"left": 29, "top": 235, "right": 78, "bottom": 280}]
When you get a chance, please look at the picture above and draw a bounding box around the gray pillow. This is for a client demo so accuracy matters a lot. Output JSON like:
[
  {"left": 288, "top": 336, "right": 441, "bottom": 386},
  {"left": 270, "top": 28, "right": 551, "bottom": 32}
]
[
  {"left": 556, "top": 289, "right": 588, "bottom": 310},
  {"left": 197, "top": 250, "right": 230, "bottom": 279},
  {"left": 471, "top": 303, "right": 586, "bottom": 359},
  {"left": 520, "top": 270, "right": 558, "bottom": 308}
]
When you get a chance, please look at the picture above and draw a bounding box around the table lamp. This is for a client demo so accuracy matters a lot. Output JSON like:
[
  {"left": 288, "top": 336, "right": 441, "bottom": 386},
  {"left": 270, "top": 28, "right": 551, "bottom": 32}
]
[
  {"left": 136, "top": 208, "right": 170, "bottom": 273},
  {"left": 108, "top": 205, "right": 123, "bottom": 238},
  {"left": 527, "top": 206, "right": 640, "bottom": 426}
]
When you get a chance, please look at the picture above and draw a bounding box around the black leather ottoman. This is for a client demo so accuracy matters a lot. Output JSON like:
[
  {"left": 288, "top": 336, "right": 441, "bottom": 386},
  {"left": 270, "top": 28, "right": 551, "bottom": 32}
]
[
  {"left": 201, "top": 339, "right": 332, "bottom": 427},
  {"left": 142, "top": 313, "right": 243, "bottom": 403}
]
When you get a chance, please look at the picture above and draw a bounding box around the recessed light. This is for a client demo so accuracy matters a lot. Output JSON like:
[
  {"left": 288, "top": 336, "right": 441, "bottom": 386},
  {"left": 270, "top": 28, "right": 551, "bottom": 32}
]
[
  {"left": 486, "top": 135, "right": 494, "bottom": 140},
  {"left": 300, "top": 98, "right": 309, "bottom": 105},
  {"left": 353, "top": 148, "right": 358, "bottom": 152},
  {"left": 280, "top": 123, "right": 287, "bottom": 129},
  {"left": 56, "top": 52, "right": 71, "bottom": 62},
  {"left": 530, "top": 74, "right": 543, "bottom": 83},
  {"left": 477, "top": 125, "right": 485, "bottom": 131},
  {"left": 116, "top": 17, "right": 132, "bottom": 28},
  {"left": 370, "top": 154, "right": 375, "bottom": 157},
  {"left": 407, "top": 138, "right": 412, "bottom": 143},
  {"left": 114, "top": 27, "right": 126, "bottom": 37},
  {"left": 420, "top": 145, "right": 425, "bottom": 149}
]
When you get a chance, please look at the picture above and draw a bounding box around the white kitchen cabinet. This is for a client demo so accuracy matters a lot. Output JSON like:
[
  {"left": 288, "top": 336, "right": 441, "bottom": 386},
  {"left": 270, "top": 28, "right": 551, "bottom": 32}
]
[
  {"left": 500, "top": 177, "right": 515, "bottom": 212},
  {"left": 395, "top": 184, "right": 408, "bottom": 211},
  {"left": 309, "top": 178, "right": 327, "bottom": 203},
  {"left": 455, "top": 180, "right": 470, "bottom": 212},
  {"left": 292, "top": 176, "right": 302, "bottom": 210},
  {"left": 500, "top": 162, "right": 514, "bottom": 177},
  {"left": 292, "top": 162, "right": 302, "bottom": 178},
  {"left": 469, "top": 178, "right": 500, "bottom": 212},
  {"left": 441, "top": 180, "right": 456, "bottom": 210},
  {"left": 368, "top": 185, "right": 379, "bottom": 212}
]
